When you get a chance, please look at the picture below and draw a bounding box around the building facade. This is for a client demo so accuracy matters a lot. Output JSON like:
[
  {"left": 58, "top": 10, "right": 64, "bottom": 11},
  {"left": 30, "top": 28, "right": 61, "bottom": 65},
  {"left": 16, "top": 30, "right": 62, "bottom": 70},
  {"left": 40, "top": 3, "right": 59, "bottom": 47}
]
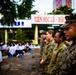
[
  {"left": 53, "top": 0, "right": 76, "bottom": 13},
  {"left": 72, "top": 0, "right": 76, "bottom": 13}
]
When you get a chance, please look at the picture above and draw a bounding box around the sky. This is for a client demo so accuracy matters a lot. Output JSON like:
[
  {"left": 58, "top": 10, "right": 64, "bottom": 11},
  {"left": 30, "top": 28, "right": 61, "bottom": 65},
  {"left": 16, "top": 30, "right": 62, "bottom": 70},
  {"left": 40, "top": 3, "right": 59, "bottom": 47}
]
[{"left": 32, "top": 0, "right": 54, "bottom": 14}]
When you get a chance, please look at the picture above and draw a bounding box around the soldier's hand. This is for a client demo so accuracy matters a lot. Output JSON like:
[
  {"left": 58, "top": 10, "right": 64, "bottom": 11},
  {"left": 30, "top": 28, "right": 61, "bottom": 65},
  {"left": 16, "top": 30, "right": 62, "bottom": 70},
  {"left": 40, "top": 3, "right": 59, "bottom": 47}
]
[{"left": 40, "top": 59, "right": 44, "bottom": 64}]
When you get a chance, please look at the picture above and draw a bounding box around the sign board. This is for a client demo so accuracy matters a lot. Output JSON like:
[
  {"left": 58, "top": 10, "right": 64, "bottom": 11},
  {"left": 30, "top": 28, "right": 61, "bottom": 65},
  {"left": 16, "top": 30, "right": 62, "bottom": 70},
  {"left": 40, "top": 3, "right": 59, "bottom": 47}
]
[
  {"left": 31, "top": 15, "right": 66, "bottom": 24},
  {"left": 0, "top": 20, "right": 32, "bottom": 28}
]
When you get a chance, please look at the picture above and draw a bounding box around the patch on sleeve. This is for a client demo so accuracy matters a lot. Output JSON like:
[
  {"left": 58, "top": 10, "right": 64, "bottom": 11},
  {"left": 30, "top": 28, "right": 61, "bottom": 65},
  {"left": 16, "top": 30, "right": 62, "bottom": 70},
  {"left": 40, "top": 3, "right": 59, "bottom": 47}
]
[{"left": 50, "top": 45, "right": 55, "bottom": 50}]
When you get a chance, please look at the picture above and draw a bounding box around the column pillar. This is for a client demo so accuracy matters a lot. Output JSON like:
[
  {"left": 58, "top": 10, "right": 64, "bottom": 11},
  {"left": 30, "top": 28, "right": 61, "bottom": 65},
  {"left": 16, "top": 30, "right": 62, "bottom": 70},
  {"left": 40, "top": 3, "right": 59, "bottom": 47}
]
[
  {"left": 34, "top": 25, "right": 38, "bottom": 45},
  {"left": 5, "top": 29, "right": 8, "bottom": 43}
]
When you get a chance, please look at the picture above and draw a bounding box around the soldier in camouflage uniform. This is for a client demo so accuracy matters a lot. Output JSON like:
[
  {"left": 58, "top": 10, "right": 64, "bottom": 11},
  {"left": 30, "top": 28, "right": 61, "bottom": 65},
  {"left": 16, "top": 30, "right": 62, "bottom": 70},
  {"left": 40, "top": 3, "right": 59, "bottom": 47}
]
[
  {"left": 47, "top": 31, "right": 67, "bottom": 75},
  {"left": 40, "top": 30, "right": 57, "bottom": 73},
  {"left": 57, "top": 14, "right": 76, "bottom": 75},
  {"left": 40, "top": 31, "right": 46, "bottom": 56}
]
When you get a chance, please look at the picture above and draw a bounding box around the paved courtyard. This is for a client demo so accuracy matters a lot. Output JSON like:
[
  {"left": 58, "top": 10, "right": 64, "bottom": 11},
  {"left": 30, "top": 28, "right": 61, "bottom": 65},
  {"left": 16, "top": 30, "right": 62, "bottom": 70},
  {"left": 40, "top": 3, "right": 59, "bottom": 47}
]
[{"left": 0, "top": 48, "right": 44, "bottom": 75}]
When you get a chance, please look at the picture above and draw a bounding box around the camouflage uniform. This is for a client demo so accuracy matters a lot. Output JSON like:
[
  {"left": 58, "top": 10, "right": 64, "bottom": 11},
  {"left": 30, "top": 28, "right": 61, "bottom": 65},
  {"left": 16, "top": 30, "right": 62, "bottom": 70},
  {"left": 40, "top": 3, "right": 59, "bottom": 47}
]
[
  {"left": 57, "top": 14, "right": 76, "bottom": 75},
  {"left": 42, "top": 39, "right": 57, "bottom": 63},
  {"left": 47, "top": 42, "right": 67, "bottom": 75},
  {"left": 40, "top": 38, "right": 44, "bottom": 56},
  {"left": 57, "top": 44, "right": 76, "bottom": 75},
  {"left": 42, "top": 39, "right": 57, "bottom": 72}
]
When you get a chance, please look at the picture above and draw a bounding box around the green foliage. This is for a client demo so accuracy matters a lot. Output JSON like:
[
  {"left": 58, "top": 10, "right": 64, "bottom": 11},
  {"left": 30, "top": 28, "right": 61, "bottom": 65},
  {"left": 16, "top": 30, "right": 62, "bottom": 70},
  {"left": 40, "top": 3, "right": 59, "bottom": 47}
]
[
  {"left": 15, "top": 29, "right": 25, "bottom": 43},
  {"left": 48, "top": 5, "right": 74, "bottom": 15},
  {"left": 0, "top": 0, "right": 16, "bottom": 25},
  {"left": 0, "top": 30, "right": 5, "bottom": 42},
  {"left": 15, "top": 29, "right": 32, "bottom": 43},
  {"left": 18, "top": 0, "right": 38, "bottom": 19},
  {"left": 0, "top": 0, "right": 38, "bottom": 25},
  {"left": 24, "top": 38, "right": 32, "bottom": 43},
  {"left": 7, "top": 38, "right": 13, "bottom": 43}
]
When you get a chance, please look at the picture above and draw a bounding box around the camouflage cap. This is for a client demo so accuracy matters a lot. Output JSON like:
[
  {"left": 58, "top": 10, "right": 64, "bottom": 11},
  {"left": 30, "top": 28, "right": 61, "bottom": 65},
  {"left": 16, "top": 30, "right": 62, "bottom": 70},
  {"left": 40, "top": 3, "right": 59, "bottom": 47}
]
[
  {"left": 60, "top": 14, "right": 76, "bottom": 29},
  {"left": 60, "top": 23, "right": 70, "bottom": 29}
]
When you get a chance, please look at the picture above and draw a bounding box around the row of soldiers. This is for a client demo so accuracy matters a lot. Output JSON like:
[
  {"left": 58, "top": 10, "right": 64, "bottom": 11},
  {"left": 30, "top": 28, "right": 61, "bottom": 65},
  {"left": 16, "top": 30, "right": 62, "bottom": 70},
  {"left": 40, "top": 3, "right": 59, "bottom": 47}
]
[{"left": 39, "top": 14, "right": 76, "bottom": 75}]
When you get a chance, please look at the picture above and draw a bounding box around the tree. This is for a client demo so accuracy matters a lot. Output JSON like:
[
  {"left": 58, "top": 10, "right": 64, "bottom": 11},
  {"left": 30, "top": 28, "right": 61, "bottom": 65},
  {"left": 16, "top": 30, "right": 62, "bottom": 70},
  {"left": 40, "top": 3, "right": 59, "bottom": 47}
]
[
  {"left": 15, "top": 29, "right": 25, "bottom": 43},
  {"left": 0, "top": 0, "right": 38, "bottom": 25},
  {"left": 18, "top": 0, "right": 38, "bottom": 19},
  {"left": 48, "top": 5, "right": 74, "bottom": 15},
  {"left": 0, "top": 0, "right": 16, "bottom": 25}
]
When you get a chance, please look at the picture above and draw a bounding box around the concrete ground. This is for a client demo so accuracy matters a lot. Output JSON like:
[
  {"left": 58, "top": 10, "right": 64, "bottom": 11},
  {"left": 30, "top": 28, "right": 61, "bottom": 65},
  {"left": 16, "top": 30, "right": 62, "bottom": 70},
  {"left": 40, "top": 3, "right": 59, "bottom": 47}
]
[{"left": 0, "top": 48, "right": 44, "bottom": 75}]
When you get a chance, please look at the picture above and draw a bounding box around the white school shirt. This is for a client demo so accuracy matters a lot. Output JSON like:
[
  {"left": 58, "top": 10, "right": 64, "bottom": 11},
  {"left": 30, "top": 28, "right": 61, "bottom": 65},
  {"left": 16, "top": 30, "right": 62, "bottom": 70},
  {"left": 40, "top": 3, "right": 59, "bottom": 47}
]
[
  {"left": 9, "top": 46, "right": 16, "bottom": 55},
  {"left": 21, "top": 45, "right": 25, "bottom": 50},
  {"left": 18, "top": 46, "right": 22, "bottom": 50},
  {"left": 2, "top": 44, "right": 7, "bottom": 50},
  {"left": 0, "top": 51, "right": 2, "bottom": 62}
]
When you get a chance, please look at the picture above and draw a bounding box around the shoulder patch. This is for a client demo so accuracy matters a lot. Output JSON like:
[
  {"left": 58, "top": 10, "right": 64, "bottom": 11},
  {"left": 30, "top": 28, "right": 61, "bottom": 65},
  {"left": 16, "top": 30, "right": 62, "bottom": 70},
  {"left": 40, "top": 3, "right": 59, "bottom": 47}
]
[{"left": 50, "top": 45, "right": 55, "bottom": 50}]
